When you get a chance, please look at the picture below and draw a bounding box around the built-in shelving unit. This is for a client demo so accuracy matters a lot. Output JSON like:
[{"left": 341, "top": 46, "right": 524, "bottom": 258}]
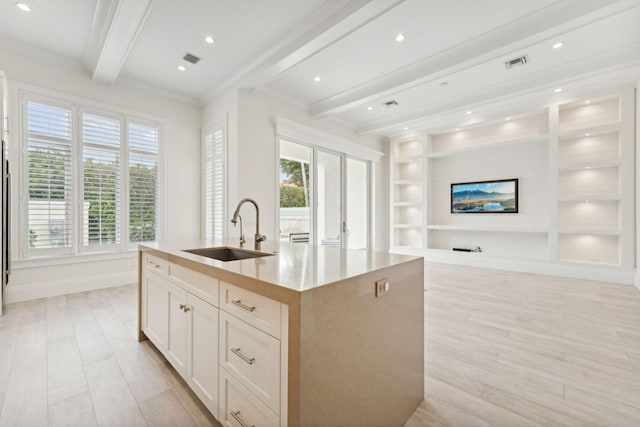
[
  {"left": 389, "top": 137, "right": 426, "bottom": 252},
  {"left": 389, "top": 86, "right": 635, "bottom": 284}
]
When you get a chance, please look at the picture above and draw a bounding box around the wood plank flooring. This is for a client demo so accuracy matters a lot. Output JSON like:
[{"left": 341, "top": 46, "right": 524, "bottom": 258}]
[
  {"left": 0, "top": 284, "right": 219, "bottom": 427},
  {"left": 406, "top": 263, "right": 640, "bottom": 427},
  {"left": 0, "top": 263, "right": 639, "bottom": 426}
]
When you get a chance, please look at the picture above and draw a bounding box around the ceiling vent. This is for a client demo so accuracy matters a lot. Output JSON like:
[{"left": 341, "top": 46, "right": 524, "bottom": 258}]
[
  {"left": 183, "top": 53, "right": 201, "bottom": 65},
  {"left": 505, "top": 55, "right": 528, "bottom": 69},
  {"left": 383, "top": 100, "right": 399, "bottom": 107}
]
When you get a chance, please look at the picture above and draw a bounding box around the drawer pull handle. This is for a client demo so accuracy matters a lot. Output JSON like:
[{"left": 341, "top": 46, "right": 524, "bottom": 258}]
[
  {"left": 146, "top": 260, "right": 161, "bottom": 269},
  {"left": 231, "top": 299, "right": 256, "bottom": 312},
  {"left": 179, "top": 304, "right": 191, "bottom": 312},
  {"left": 230, "top": 410, "right": 253, "bottom": 427},
  {"left": 231, "top": 347, "right": 255, "bottom": 365}
]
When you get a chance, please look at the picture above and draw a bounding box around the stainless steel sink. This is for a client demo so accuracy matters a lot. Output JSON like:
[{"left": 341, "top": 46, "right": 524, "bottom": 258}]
[{"left": 183, "top": 246, "right": 273, "bottom": 262}]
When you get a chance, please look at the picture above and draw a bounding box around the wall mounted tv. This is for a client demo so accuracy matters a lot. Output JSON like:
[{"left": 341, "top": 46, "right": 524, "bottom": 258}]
[{"left": 451, "top": 178, "right": 518, "bottom": 214}]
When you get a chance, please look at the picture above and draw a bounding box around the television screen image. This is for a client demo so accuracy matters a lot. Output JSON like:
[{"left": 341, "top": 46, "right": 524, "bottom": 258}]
[{"left": 451, "top": 179, "right": 518, "bottom": 214}]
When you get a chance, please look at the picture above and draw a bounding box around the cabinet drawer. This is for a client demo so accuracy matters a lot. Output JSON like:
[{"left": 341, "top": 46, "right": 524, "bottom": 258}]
[
  {"left": 169, "top": 263, "right": 219, "bottom": 307},
  {"left": 220, "top": 311, "right": 280, "bottom": 414},
  {"left": 220, "top": 281, "right": 281, "bottom": 338},
  {"left": 142, "top": 252, "right": 169, "bottom": 276},
  {"left": 219, "top": 368, "right": 279, "bottom": 427}
]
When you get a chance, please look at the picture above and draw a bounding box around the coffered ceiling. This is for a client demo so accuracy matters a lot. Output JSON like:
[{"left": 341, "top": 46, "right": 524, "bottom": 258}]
[{"left": 0, "top": 0, "right": 639, "bottom": 138}]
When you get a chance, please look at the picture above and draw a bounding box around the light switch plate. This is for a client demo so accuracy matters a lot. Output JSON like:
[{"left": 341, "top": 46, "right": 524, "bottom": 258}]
[{"left": 375, "top": 279, "right": 389, "bottom": 297}]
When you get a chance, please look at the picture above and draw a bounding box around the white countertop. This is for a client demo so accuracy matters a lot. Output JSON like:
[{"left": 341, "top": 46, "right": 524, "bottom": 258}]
[{"left": 140, "top": 239, "right": 421, "bottom": 293}]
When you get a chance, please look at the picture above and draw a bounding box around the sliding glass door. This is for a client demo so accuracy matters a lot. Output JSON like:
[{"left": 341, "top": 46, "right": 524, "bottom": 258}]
[{"left": 278, "top": 139, "right": 370, "bottom": 249}]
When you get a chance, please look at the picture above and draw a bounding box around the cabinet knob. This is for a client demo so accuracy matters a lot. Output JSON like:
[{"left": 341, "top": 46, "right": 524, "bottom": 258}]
[{"left": 179, "top": 304, "right": 191, "bottom": 312}]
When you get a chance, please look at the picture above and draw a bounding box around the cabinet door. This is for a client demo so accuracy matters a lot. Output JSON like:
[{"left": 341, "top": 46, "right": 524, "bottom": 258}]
[
  {"left": 142, "top": 269, "right": 169, "bottom": 352},
  {"left": 167, "top": 282, "right": 188, "bottom": 377},
  {"left": 187, "top": 293, "right": 219, "bottom": 418}
]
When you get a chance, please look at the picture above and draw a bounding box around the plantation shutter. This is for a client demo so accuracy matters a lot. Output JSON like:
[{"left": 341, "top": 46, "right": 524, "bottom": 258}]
[
  {"left": 203, "top": 123, "right": 225, "bottom": 240},
  {"left": 128, "top": 122, "right": 159, "bottom": 242},
  {"left": 82, "top": 113, "right": 121, "bottom": 246},
  {"left": 26, "top": 101, "right": 73, "bottom": 251}
]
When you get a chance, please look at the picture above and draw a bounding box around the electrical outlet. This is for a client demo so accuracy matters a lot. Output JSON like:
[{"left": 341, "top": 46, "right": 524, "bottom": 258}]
[{"left": 375, "top": 279, "right": 389, "bottom": 297}]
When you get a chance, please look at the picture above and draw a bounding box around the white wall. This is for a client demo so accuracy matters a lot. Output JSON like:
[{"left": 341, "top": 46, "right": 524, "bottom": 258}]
[
  {"left": 0, "top": 43, "right": 201, "bottom": 302},
  {"left": 637, "top": 81, "right": 640, "bottom": 290},
  {"left": 202, "top": 88, "right": 389, "bottom": 251}
]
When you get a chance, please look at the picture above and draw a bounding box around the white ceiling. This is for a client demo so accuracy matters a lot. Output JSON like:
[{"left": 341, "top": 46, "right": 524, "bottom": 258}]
[{"left": 0, "top": 0, "right": 639, "bottom": 138}]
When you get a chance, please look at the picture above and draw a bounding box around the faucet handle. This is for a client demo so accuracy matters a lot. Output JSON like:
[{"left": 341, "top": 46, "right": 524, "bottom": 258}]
[{"left": 256, "top": 234, "right": 267, "bottom": 243}]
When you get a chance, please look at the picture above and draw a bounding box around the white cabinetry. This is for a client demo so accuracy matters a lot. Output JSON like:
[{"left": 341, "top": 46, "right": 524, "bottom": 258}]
[
  {"left": 389, "top": 86, "right": 635, "bottom": 283},
  {"left": 140, "top": 253, "right": 220, "bottom": 418},
  {"left": 218, "top": 282, "right": 285, "bottom": 427}
]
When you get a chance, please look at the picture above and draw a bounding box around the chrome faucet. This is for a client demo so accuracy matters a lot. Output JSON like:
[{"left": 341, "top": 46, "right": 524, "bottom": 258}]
[
  {"left": 231, "top": 198, "right": 266, "bottom": 250},
  {"left": 234, "top": 215, "right": 246, "bottom": 247}
]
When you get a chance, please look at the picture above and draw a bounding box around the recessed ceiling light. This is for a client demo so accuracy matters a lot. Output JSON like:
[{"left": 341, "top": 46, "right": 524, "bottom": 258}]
[
  {"left": 439, "top": 81, "right": 448, "bottom": 87},
  {"left": 403, "top": 126, "right": 409, "bottom": 130},
  {"left": 585, "top": 166, "right": 590, "bottom": 170},
  {"left": 455, "top": 128, "right": 460, "bottom": 131},
  {"left": 395, "top": 33, "right": 405, "bottom": 42},
  {"left": 552, "top": 42, "right": 564, "bottom": 49},
  {"left": 585, "top": 133, "right": 590, "bottom": 137},
  {"left": 585, "top": 100, "right": 591, "bottom": 104},
  {"left": 177, "top": 65, "right": 186, "bottom": 71},
  {"left": 554, "top": 88, "right": 563, "bottom": 93},
  {"left": 205, "top": 35, "right": 215, "bottom": 44},
  {"left": 367, "top": 106, "right": 373, "bottom": 111},
  {"left": 15, "top": 2, "right": 31, "bottom": 11},
  {"left": 466, "top": 111, "right": 472, "bottom": 115},
  {"left": 506, "top": 117, "right": 511, "bottom": 121},
  {"left": 313, "top": 76, "right": 321, "bottom": 82}
]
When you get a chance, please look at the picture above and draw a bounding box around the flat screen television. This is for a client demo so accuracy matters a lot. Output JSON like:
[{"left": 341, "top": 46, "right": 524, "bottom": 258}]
[{"left": 451, "top": 178, "right": 518, "bottom": 214}]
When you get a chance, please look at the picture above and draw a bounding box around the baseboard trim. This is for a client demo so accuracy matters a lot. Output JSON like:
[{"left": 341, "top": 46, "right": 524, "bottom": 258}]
[
  {"left": 415, "top": 250, "right": 636, "bottom": 285},
  {"left": 5, "top": 271, "right": 137, "bottom": 303}
]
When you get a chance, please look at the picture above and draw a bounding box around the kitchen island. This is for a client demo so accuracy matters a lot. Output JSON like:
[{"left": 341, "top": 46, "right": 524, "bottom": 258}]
[{"left": 138, "top": 240, "right": 424, "bottom": 427}]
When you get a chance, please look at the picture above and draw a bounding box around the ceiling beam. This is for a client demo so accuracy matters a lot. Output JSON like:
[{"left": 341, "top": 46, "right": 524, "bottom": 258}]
[
  {"left": 83, "top": 0, "right": 154, "bottom": 84},
  {"left": 356, "top": 47, "right": 640, "bottom": 135},
  {"left": 205, "top": 0, "right": 405, "bottom": 101},
  {"left": 310, "top": 0, "right": 637, "bottom": 118}
]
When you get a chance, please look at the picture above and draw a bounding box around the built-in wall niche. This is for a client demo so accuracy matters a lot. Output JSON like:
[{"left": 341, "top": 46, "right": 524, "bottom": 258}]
[
  {"left": 394, "top": 205, "right": 422, "bottom": 225},
  {"left": 558, "top": 200, "right": 619, "bottom": 231},
  {"left": 394, "top": 182, "right": 422, "bottom": 204},
  {"left": 558, "top": 132, "right": 620, "bottom": 165},
  {"left": 558, "top": 97, "right": 620, "bottom": 133},
  {"left": 394, "top": 139, "right": 423, "bottom": 158},
  {"left": 429, "top": 111, "right": 548, "bottom": 157},
  {"left": 394, "top": 161, "right": 422, "bottom": 181},
  {"left": 394, "top": 228, "right": 422, "bottom": 248},
  {"left": 428, "top": 229, "right": 549, "bottom": 261},
  {"left": 557, "top": 166, "right": 619, "bottom": 198},
  {"left": 558, "top": 234, "right": 619, "bottom": 265}
]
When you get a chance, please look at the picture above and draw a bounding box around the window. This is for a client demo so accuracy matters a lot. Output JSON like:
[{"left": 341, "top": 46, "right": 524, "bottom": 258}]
[
  {"left": 202, "top": 122, "right": 226, "bottom": 240},
  {"left": 23, "top": 95, "right": 161, "bottom": 257},
  {"left": 26, "top": 102, "right": 73, "bottom": 251}
]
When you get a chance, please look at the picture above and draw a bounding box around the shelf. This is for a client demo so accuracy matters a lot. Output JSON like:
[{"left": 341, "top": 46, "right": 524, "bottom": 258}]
[
  {"left": 393, "top": 179, "right": 421, "bottom": 185},
  {"left": 558, "top": 229, "right": 620, "bottom": 236},
  {"left": 394, "top": 201, "right": 422, "bottom": 207},
  {"left": 394, "top": 155, "right": 422, "bottom": 164},
  {"left": 428, "top": 134, "right": 547, "bottom": 158},
  {"left": 394, "top": 224, "right": 422, "bottom": 229},
  {"left": 427, "top": 225, "right": 548, "bottom": 233},
  {"left": 558, "top": 259, "right": 620, "bottom": 267},
  {"left": 557, "top": 194, "right": 620, "bottom": 202},
  {"left": 558, "top": 122, "right": 621, "bottom": 139},
  {"left": 557, "top": 160, "right": 620, "bottom": 171}
]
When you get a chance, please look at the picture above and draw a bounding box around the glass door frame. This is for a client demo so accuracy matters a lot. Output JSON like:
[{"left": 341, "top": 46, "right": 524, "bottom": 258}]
[{"left": 277, "top": 137, "right": 372, "bottom": 249}]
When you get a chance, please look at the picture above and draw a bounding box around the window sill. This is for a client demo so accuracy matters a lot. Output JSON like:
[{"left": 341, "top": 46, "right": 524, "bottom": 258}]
[{"left": 12, "top": 249, "right": 140, "bottom": 270}]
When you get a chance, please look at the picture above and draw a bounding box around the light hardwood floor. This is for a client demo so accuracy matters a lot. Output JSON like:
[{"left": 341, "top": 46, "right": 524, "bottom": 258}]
[
  {"left": 406, "top": 263, "right": 640, "bottom": 427},
  {"left": 0, "top": 264, "right": 639, "bottom": 426}
]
